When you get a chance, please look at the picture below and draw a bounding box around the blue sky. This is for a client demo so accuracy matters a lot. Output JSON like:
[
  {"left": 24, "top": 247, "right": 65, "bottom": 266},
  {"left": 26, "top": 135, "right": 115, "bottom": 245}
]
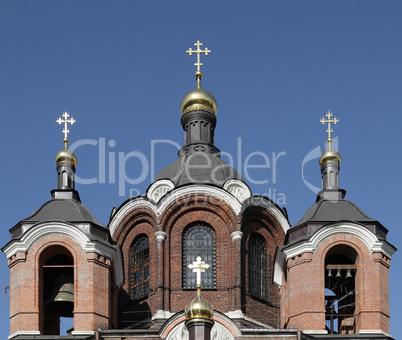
[{"left": 1, "top": 0, "right": 401, "bottom": 337}]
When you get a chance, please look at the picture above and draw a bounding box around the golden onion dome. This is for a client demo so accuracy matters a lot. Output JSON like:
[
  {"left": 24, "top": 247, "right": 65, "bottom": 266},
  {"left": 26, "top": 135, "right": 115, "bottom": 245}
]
[
  {"left": 185, "top": 287, "right": 214, "bottom": 321},
  {"left": 180, "top": 88, "right": 218, "bottom": 116},
  {"left": 319, "top": 149, "right": 341, "bottom": 166},
  {"left": 55, "top": 148, "right": 77, "bottom": 167}
]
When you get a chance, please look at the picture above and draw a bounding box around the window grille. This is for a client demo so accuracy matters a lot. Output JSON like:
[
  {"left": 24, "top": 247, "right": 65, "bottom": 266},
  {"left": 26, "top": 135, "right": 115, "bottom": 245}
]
[
  {"left": 183, "top": 223, "right": 216, "bottom": 289},
  {"left": 129, "top": 235, "right": 150, "bottom": 300},
  {"left": 249, "top": 233, "right": 269, "bottom": 301}
]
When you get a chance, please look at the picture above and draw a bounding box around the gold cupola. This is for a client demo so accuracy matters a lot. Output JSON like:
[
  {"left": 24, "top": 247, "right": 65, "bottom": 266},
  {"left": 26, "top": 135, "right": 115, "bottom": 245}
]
[
  {"left": 55, "top": 143, "right": 78, "bottom": 167},
  {"left": 180, "top": 41, "right": 218, "bottom": 116},
  {"left": 185, "top": 285, "right": 214, "bottom": 321}
]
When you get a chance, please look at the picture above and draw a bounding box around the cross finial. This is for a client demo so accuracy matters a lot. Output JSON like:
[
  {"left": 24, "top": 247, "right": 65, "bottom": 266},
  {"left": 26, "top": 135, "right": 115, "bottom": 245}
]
[
  {"left": 320, "top": 110, "right": 339, "bottom": 150},
  {"left": 186, "top": 40, "right": 211, "bottom": 72},
  {"left": 56, "top": 111, "right": 76, "bottom": 149},
  {"left": 188, "top": 256, "right": 210, "bottom": 286}
]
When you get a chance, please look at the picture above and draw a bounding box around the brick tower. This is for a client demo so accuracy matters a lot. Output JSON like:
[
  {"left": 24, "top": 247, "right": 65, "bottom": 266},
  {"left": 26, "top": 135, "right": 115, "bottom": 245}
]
[
  {"left": 274, "top": 112, "right": 396, "bottom": 336},
  {"left": 2, "top": 113, "right": 121, "bottom": 337}
]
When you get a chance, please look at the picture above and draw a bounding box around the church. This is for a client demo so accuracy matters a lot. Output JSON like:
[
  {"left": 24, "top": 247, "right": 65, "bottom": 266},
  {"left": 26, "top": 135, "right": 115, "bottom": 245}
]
[{"left": 2, "top": 41, "right": 396, "bottom": 340}]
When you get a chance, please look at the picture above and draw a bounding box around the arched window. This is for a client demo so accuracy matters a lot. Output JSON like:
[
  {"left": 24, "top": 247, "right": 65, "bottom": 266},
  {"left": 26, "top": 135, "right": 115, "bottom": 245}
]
[
  {"left": 183, "top": 222, "right": 216, "bottom": 289},
  {"left": 249, "top": 233, "right": 269, "bottom": 301},
  {"left": 325, "top": 245, "right": 357, "bottom": 334},
  {"left": 129, "top": 235, "right": 150, "bottom": 300},
  {"left": 40, "top": 246, "right": 74, "bottom": 335}
]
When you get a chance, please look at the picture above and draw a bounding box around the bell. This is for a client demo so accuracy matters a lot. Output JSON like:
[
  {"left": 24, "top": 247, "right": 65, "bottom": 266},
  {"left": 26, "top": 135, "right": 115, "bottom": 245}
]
[
  {"left": 45, "top": 270, "right": 74, "bottom": 317},
  {"left": 327, "top": 265, "right": 332, "bottom": 277},
  {"left": 346, "top": 265, "right": 353, "bottom": 278},
  {"left": 336, "top": 265, "right": 342, "bottom": 277}
]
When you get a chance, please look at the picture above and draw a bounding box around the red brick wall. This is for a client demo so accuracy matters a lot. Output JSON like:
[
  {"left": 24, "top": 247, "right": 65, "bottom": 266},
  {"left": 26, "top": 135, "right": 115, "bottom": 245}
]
[
  {"left": 282, "top": 231, "right": 391, "bottom": 334},
  {"left": 8, "top": 231, "right": 113, "bottom": 335},
  {"left": 113, "top": 194, "right": 288, "bottom": 328},
  {"left": 241, "top": 209, "right": 286, "bottom": 327}
]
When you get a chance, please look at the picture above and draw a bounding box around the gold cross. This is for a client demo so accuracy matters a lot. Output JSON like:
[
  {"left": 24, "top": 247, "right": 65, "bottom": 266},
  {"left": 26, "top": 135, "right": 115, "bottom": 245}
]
[
  {"left": 320, "top": 111, "right": 339, "bottom": 150},
  {"left": 186, "top": 40, "right": 211, "bottom": 72},
  {"left": 188, "top": 256, "right": 210, "bottom": 286},
  {"left": 56, "top": 111, "right": 76, "bottom": 140}
]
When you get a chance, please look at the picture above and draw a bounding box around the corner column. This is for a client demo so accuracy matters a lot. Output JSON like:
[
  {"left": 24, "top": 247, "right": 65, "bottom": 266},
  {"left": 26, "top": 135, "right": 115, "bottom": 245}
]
[
  {"left": 231, "top": 231, "right": 243, "bottom": 313},
  {"left": 154, "top": 231, "right": 167, "bottom": 318}
]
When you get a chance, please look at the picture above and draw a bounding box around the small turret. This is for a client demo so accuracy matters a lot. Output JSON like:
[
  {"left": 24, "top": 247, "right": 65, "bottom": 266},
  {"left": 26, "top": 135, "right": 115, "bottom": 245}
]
[
  {"left": 53, "top": 111, "right": 80, "bottom": 200},
  {"left": 317, "top": 111, "right": 345, "bottom": 201}
]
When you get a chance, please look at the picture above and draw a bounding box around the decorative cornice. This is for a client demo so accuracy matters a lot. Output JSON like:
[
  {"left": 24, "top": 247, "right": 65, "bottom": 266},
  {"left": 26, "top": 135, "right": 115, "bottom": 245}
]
[
  {"left": 147, "top": 179, "right": 175, "bottom": 203},
  {"left": 2, "top": 221, "right": 124, "bottom": 288},
  {"left": 182, "top": 103, "right": 215, "bottom": 116},
  {"left": 223, "top": 180, "right": 251, "bottom": 203},
  {"left": 273, "top": 222, "right": 397, "bottom": 287},
  {"left": 110, "top": 185, "right": 290, "bottom": 239}
]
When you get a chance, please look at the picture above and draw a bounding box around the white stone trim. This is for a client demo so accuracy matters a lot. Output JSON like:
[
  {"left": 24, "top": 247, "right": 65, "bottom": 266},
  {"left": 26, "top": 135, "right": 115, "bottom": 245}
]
[
  {"left": 303, "top": 330, "right": 328, "bottom": 334},
  {"left": 3, "top": 222, "right": 90, "bottom": 259},
  {"left": 152, "top": 309, "right": 174, "bottom": 320},
  {"left": 110, "top": 185, "right": 290, "bottom": 239},
  {"left": 230, "top": 231, "right": 243, "bottom": 241},
  {"left": 283, "top": 222, "right": 396, "bottom": 259},
  {"left": 225, "top": 310, "right": 245, "bottom": 319},
  {"left": 273, "top": 222, "right": 396, "bottom": 287},
  {"left": 71, "top": 330, "right": 96, "bottom": 335},
  {"left": 9, "top": 331, "right": 40, "bottom": 339},
  {"left": 155, "top": 231, "right": 168, "bottom": 243},
  {"left": 108, "top": 198, "right": 158, "bottom": 238},
  {"left": 109, "top": 186, "right": 244, "bottom": 238},
  {"left": 147, "top": 179, "right": 175, "bottom": 203},
  {"left": 223, "top": 179, "right": 252, "bottom": 203},
  {"left": 273, "top": 249, "right": 286, "bottom": 287},
  {"left": 359, "top": 330, "right": 392, "bottom": 336},
  {"left": 2, "top": 221, "right": 124, "bottom": 288}
]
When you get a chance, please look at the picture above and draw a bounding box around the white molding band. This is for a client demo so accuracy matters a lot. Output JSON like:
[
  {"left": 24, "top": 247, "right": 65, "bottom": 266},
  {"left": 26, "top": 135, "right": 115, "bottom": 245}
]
[
  {"left": 303, "top": 330, "right": 328, "bottom": 335},
  {"left": 109, "top": 185, "right": 290, "bottom": 238},
  {"left": 359, "top": 330, "right": 392, "bottom": 336},
  {"left": 9, "top": 331, "right": 40, "bottom": 339},
  {"left": 2, "top": 221, "right": 124, "bottom": 288},
  {"left": 273, "top": 222, "right": 396, "bottom": 286}
]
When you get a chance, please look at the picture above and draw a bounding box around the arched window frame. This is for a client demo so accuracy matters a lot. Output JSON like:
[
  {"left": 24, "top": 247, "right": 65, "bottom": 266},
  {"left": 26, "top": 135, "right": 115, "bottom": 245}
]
[
  {"left": 129, "top": 234, "right": 150, "bottom": 300},
  {"left": 324, "top": 245, "right": 357, "bottom": 334},
  {"left": 182, "top": 222, "right": 216, "bottom": 289},
  {"left": 248, "top": 233, "right": 270, "bottom": 301}
]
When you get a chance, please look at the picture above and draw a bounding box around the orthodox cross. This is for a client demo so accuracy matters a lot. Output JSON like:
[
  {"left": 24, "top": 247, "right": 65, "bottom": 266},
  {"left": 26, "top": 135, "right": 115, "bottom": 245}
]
[
  {"left": 320, "top": 111, "right": 339, "bottom": 150},
  {"left": 56, "top": 111, "right": 76, "bottom": 140},
  {"left": 186, "top": 40, "right": 211, "bottom": 72},
  {"left": 188, "top": 256, "right": 210, "bottom": 286}
]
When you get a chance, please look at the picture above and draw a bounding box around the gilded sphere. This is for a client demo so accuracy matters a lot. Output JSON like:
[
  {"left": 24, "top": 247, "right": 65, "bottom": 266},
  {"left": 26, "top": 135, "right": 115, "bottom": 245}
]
[
  {"left": 319, "top": 149, "right": 341, "bottom": 166},
  {"left": 180, "top": 88, "right": 218, "bottom": 116},
  {"left": 185, "top": 289, "right": 214, "bottom": 320},
  {"left": 55, "top": 149, "right": 78, "bottom": 167}
]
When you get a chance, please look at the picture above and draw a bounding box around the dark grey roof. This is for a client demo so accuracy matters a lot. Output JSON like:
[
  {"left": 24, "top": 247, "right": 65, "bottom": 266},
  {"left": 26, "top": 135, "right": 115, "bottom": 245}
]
[
  {"left": 23, "top": 199, "right": 103, "bottom": 226},
  {"left": 295, "top": 199, "right": 375, "bottom": 226},
  {"left": 9, "top": 197, "right": 108, "bottom": 241},
  {"left": 287, "top": 197, "right": 388, "bottom": 245},
  {"left": 155, "top": 153, "right": 244, "bottom": 188}
]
